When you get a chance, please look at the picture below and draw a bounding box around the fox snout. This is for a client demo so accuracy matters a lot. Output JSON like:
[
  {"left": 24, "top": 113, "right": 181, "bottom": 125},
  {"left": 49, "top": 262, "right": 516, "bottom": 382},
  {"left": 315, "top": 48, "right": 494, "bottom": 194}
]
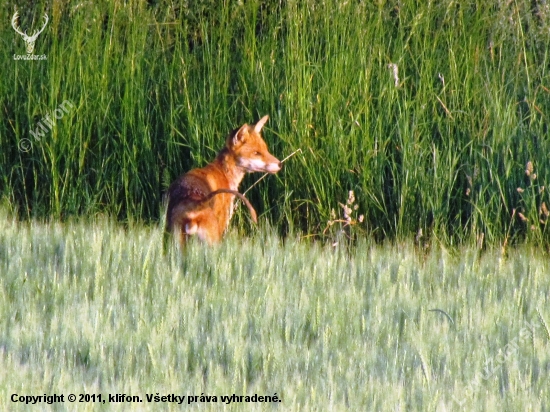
[
  {"left": 265, "top": 158, "right": 282, "bottom": 174},
  {"left": 236, "top": 152, "right": 282, "bottom": 174}
]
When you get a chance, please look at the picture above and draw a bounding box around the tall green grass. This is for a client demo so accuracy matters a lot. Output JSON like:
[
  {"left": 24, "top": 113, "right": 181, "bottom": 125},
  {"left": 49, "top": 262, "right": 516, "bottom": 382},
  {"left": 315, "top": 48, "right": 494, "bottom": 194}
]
[
  {"left": 0, "top": 215, "right": 549, "bottom": 410},
  {"left": 1, "top": 0, "right": 550, "bottom": 246}
]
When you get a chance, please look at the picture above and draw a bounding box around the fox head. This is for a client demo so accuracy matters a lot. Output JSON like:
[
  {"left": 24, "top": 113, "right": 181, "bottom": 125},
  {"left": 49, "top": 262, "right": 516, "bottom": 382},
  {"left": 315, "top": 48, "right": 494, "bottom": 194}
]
[{"left": 227, "top": 115, "right": 282, "bottom": 174}]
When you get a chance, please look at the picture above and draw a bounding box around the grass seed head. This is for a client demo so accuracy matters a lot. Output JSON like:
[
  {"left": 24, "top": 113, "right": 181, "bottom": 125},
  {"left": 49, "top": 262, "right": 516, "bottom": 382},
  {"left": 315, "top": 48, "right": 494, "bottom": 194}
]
[
  {"left": 518, "top": 212, "right": 528, "bottom": 222},
  {"left": 388, "top": 63, "right": 399, "bottom": 87},
  {"left": 526, "top": 161, "right": 534, "bottom": 177},
  {"left": 541, "top": 202, "right": 549, "bottom": 217},
  {"left": 347, "top": 190, "right": 355, "bottom": 205}
]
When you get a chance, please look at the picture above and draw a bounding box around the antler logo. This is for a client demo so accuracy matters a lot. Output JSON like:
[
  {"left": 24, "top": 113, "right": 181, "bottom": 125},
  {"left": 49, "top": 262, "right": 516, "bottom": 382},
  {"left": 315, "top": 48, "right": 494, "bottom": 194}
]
[{"left": 12, "top": 10, "right": 49, "bottom": 54}]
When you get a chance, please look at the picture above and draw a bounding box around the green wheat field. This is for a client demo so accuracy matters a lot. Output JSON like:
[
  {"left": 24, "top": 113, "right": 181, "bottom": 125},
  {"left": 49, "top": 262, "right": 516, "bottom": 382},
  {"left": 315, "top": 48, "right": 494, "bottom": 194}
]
[{"left": 1, "top": 0, "right": 550, "bottom": 410}]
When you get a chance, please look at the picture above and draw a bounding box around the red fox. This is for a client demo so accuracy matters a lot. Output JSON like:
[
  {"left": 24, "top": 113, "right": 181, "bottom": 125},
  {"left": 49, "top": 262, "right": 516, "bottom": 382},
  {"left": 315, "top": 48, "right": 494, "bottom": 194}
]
[{"left": 166, "top": 115, "right": 281, "bottom": 246}]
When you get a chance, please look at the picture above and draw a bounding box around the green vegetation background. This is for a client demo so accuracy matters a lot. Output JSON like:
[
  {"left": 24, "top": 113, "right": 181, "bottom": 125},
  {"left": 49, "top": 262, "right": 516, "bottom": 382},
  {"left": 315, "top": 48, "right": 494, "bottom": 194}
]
[{"left": 2, "top": 0, "right": 550, "bottom": 246}]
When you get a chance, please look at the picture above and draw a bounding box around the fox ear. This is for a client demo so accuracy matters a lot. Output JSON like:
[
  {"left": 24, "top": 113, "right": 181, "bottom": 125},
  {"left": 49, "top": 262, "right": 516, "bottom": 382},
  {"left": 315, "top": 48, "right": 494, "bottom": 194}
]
[
  {"left": 231, "top": 124, "right": 249, "bottom": 147},
  {"left": 254, "top": 115, "right": 269, "bottom": 133}
]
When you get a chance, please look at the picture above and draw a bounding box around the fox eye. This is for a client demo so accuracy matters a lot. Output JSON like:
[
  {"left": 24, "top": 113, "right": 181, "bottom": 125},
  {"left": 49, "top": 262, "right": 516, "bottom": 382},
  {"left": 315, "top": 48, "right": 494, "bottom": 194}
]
[{"left": 254, "top": 151, "right": 261, "bottom": 156}]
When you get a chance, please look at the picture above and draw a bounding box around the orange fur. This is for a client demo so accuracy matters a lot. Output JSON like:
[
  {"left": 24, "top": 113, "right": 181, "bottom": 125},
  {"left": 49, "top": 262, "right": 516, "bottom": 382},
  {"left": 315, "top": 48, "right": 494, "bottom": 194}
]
[{"left": 166, "top": 115, "right": 281, "bottom": 246}]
